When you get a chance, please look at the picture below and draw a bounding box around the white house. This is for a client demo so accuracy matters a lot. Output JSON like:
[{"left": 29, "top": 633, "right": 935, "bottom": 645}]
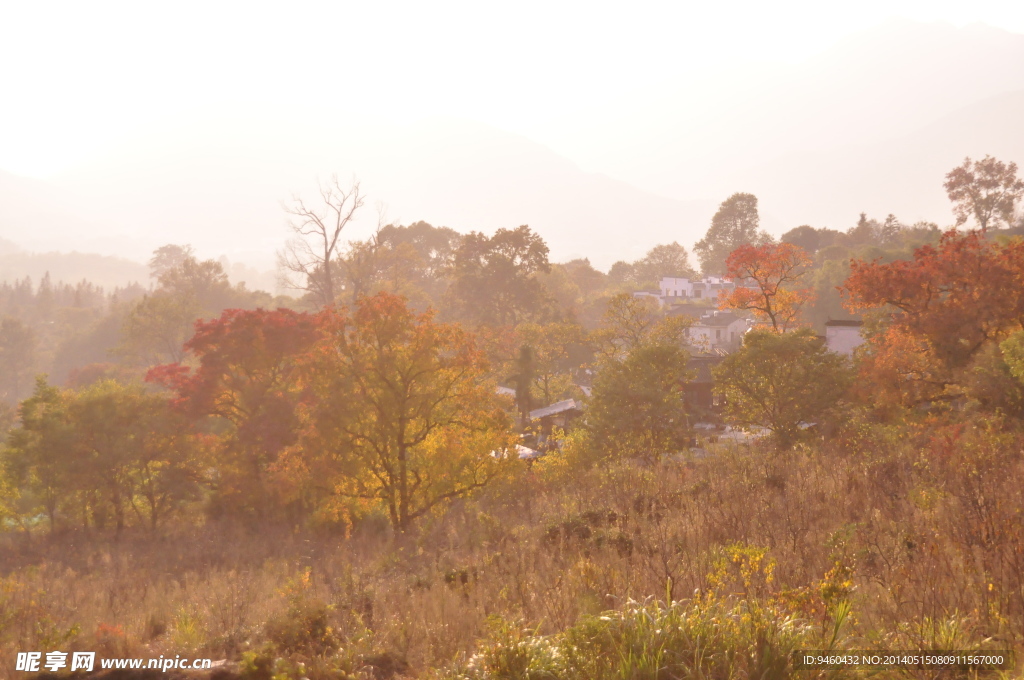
[
  {"left": 825, "top": 320, "right": 864, "bottom": 355},
  {"left": 658, "top": 276, "right": 754, "bottom": 302},
  {"left": 688, "top": 310, "right": 749, "bottom": 352}
]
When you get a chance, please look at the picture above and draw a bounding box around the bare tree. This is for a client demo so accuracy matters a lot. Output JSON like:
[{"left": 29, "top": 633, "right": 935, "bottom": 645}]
[{"left": 278, "top": 176, "right": 365, "bottom": 307}]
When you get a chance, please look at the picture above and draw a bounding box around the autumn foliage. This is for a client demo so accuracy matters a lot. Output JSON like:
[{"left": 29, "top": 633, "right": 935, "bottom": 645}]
[
  {"left": 288, "top": 293, "right": 514, "bottom": 532},
  {"left": 147, "top": 308, "right": 323, "bottom": 514},
  {"left": 719, "top": 242, "right": 813, "bottom": 331},
  {"left": 144, "top": 296, "right": 514, "bottom": 530},
  {"left": 842, "top": 228, "right": 1024, "bottom": 406}
]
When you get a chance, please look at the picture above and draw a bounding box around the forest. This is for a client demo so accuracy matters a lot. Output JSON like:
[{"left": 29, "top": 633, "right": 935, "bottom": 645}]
[{"left": 2, "top": 155, "right": 1024, "bottom": 679}]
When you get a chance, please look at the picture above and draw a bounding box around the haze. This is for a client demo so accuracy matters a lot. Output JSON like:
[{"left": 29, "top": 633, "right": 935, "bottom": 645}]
[{"left": 2, "top": 0, "right": 1024, "bottom": 279}]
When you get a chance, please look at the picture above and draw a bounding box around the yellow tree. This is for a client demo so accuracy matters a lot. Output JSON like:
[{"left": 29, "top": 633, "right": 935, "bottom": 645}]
[{"left": 295, "top": 293, "right": 515, "bottom": 533}]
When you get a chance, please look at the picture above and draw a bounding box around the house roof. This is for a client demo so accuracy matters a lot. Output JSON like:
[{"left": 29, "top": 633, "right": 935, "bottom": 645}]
[
  {"left": 517, "top": 445, "right": 543, "bottom": 460},
  {"left": 696, "top": 310, "right": 744, "bottom": 327},
  {"left": 825, "top": 319, "right": 863, "bottom": 327},
  {"left": 529, "top": 399, "right": 580, "bottom": 420}
]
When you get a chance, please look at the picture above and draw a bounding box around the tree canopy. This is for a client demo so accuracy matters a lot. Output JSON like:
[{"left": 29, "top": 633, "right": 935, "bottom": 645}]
[{"left": 694, "top": 193, "right": 771, "bottom": 276}]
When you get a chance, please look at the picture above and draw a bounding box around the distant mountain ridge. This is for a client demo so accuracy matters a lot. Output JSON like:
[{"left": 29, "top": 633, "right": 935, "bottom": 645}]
[{"left": 1, "top": 20, "right": 1023, "bottom": 270}]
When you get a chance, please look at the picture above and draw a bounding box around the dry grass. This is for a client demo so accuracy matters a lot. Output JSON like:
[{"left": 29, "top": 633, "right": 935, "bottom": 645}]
[{"left": 2, "top": 416, "right": 1023, "bottom": 678}]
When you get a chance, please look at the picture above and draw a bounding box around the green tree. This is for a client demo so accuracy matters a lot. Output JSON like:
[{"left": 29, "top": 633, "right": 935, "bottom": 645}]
[
  {"left": 148, "top": 244, "right": 196, "bottom": 280},
  {"left": 4, "top": 378, "right": 75, "bottom": 531},
  {"left": 1002, "top": 330, "right": 1024, "bottom": 386},
  {"left": 120, "top": 251, "right": 260, "bottom": 366},
  {"left": 586, "top": 343, "right": 693, "bottom": 462},
  {"left": 713, "top": 328, "right": 852, "bottom": 448},
  {"left": 633, "top": 242, "right": 697, "bottom": 286},
  {"left": 447, "top": 225, "right": 553, "bottom": 326},
  {"left": 694, "top": 192, "right": 771, "bottom": 276},
  {"left": 514, "top": 321, "right": 592, "bottom": 406},
  {"left": 120, "top": 293, "right": 201, "bottom": 365},
  {"left": 594, "top": 294, "right": 693, "bottom": 359},
  {"left": 69, "top": 381, "right": 200, "bottom": 533},
  {"left": 944, "top": 155, "right": 1024, "bottom": 230},
  {"left": 780, "top": 225, "right": 842, "bottom": 255},
  {"left": 607, "top": 243, "right": 696, "bottom": 291},
  {"left": 0, "top": 317, "right": 36, "bottom": 403}
]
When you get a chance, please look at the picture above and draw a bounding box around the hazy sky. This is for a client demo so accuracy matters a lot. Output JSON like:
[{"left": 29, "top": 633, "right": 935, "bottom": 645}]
[{"left": 3, "top": 0, "right": 1024, "bottom": 178}]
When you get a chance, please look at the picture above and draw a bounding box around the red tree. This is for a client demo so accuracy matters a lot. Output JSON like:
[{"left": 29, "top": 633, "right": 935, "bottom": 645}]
[
  {"left": 146, "top": 308, "right": 325, "bottom": 514},
  {"left": 841, "top": 228, "right": 1024, "bottom": 404}
]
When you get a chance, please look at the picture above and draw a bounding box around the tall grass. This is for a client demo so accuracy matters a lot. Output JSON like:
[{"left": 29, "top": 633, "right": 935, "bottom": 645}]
[{"left": 1, "top": 417, "right": 1022, "bottom": 678}]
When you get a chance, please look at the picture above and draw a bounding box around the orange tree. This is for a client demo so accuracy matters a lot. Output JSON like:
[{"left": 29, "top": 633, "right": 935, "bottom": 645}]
[
  {"left": 841, "top": 228, "right": 1024, "bottom": 406},
  {"left": 719, "top": 242, "right": 813, "bottom": 331},
  {"left": 292, "top": 293, "right": 515, "bottom": 533}
]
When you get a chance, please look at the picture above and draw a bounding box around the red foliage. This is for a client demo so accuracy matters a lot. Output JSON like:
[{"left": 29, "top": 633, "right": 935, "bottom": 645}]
[
  {"left": 842, "top": 229, "right": 1024, "bottom": 371},
  {"left": 145, "top": 308, "right": 328, "bottom": 509}
]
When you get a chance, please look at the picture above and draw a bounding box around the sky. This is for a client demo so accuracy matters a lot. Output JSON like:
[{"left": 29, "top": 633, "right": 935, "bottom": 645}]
[{"left": 3, "top": 0, "right": 1024, "bottom": 179}]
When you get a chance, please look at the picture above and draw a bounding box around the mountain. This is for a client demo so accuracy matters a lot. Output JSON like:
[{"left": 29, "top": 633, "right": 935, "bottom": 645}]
[
  {"left": 4, "top": 117, "right": 716, "bottom": 270},
  {"left": 0, "top": 245, "right": 149, "bottom": 292},
  {"left": 583, "top": 20, "right": 1024, "bottom": 202},
  {"left": 3, "top": 20, "right": 1024, "bottom": 270},
  {"left": 732, "top": 90, "right": 1024, "bottom": 229}
]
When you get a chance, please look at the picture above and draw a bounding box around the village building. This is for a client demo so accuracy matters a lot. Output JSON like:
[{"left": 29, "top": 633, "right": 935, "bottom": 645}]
[
  {"left": 687, "top": 309, "right": 749, "bottom": 353},
  {"left": 633, "top": 276, "right": 756, "bottom": 307},
  {"left": 528, "top": 399, "right": 582, "bottom": 450},
  {"left": 683, "top": 354, "right": 723, "bottom": 415},
  {"left": 825, "top": 319, "right": 864, "bottom": 355}
]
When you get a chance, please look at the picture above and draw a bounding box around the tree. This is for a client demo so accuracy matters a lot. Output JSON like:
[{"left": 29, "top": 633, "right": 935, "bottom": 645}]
[
  {"left": 0, "top": 317, "right": 36, "bottom": 403},
  {"left": 841, "top": 228, "right": 1024, "bottom": 394},
  {"left": 720, "top": 242, "right": 813, "bottom": 332},
  {"left": 294, "top": 293, "right": 514, "bottom": 533},
  {"left": 513, "top": 321, "right": 591, "bottom": 407},
  {"left": 507, "top": 344, "right": 536, "bottom": 422},
  {"left": 147, "top": 308, "right": 323, "bottom": 516},
  {"left": 447, "top": 225, "right": 553, "bottom": 326},
  {"left": 594, "top": 293, "right": 693, "bottom": 359},
  {"left": 337, "top": 222, "right": 463, "bottom": 310},
  {"left": 944, "top": 156, "right": 1024, "bottom": 230},
  {"left": 780, "top": 225, "right": 842, "bottom": 255},
  {"left": 586, "top": 343, "right": 693, "bottom": 462},
  {"left": 713, "top": 329, "right": 852, "bottom": 448},
  {"left": 120, "top": 294, "right": 201, "bottom": 365},
  {"left": 155, "top": 254, "right": 236, "bottom": 310},
  {"left": 69, "top": 381, "right": 200, "bottom": 533},
  {"left": 279, "top": 176, "right": 365, "bottom": 307},
  {"left": 120, "top": 251, "right": 249, "bottom": 366},
  {"left": 635, "top": 242, "right": 696, "bottom": 283},
  {"left": 607, "top": 243, "right": 696, "bottom": 290},
  {"left": 4, "top": 378, "right": 75, "bottom": 531},
  {"left": 148, "top": 244, "right": 196, "bottom": 280},
  {"left": 694, "top": 193, "right": 771, "bottom": 275}
]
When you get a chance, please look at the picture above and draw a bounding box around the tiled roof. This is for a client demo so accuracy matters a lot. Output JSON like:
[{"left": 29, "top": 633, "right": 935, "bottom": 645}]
[
  {"left": 529, "top": 399, "right": 580, "bottom": 420},
  {"left": 696, "top": 311, "right": 743, "bottom": 327}
]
